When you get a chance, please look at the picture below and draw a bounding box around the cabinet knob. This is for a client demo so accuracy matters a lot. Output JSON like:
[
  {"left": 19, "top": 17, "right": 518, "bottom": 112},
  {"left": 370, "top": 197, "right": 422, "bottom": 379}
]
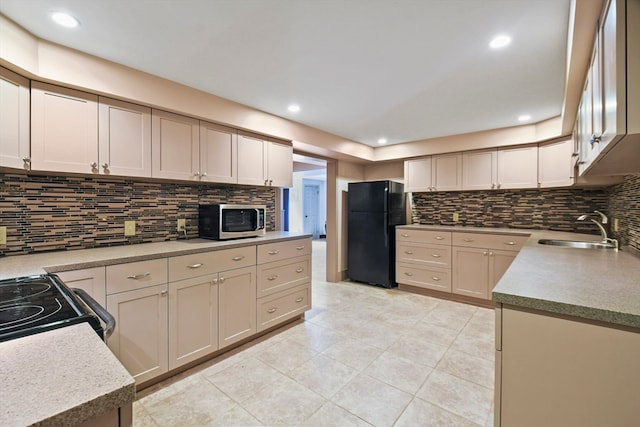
[
  {"left": 404, "top": 272, "right": 414, "bottom": 277},
  {"left": 102, "top": 163, "right": 109, "bottom": 170},
  {"left": 264, "top": 180, "right": 269, "bottom": 186},
  {"left": 269, "top": 180, "right": 273, "bottom": 185},
  {"left": 194, "top": 172, "right": 201, "bottom": 177},
  {"left": 201, "top": 172, "right": 207, "bottom": 177},
  {"left": 160, "top": 290, "right": 168, "bottom": 296},
  {"left": 489, "top": 251, "right": 494, "bottom": 256},
  {"left": 89, "top": 162, "right": 98, "bottom": 169},
  {"left": 401, "top": 233, "right": 409, "bottom": 237},
  {"left": 219, "top": 277, "right": 225, "bottom": 283},
  {"left": 491, "top": 183, "right": 496, "bottom": 189},
  {"left": 431, "top": 276, "right": 441, "bottom": 281},
  {"left": 22, "top": 157, "right": 31, "bottom": 164},
  {"left": 483, "top": 251, "right": 488, "bottom": 256},
  {"left": 590, "top": 134, "right": 601, "bottom": 146}
]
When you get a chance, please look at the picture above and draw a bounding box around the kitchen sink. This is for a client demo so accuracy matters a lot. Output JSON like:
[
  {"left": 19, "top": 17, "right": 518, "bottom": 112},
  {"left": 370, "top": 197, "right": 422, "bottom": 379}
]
[{"left": 537, "top": 239, "right": 617, "bottom": 249}]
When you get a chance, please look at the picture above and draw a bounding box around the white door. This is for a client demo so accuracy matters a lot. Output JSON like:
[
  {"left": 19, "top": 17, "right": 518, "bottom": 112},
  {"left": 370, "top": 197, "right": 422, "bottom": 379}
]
[{"left": 303, "top": 184, "right": 320, "bottom": 238}]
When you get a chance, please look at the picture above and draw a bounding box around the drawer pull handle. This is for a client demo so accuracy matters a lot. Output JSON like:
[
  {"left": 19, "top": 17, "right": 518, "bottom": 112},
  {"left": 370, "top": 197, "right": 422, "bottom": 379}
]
[
  {"left": 401, "top": 233, "right": 410, "bottom": 237},
  {"left": 504, "top": 241, "right": 516, "bottom": 246},
  {"left": 295, "top": 297, "right": 304, "bottom": 303},
  {"left": 127, "top": 272, "right": 151, "bottom": 280},
  {"left": 296, "top": 246, "right": 305, "bottom": 250},
  {"left": 432, "top": 276, "right": 441, "bottom": 281},
  {"left": 463, "top": 238, "right": 475, "bottom": 242},
  {"left": 267, "top": 307, "right": 278, "bottom": 314},
  {"left": 296, "top": 268, "right": 304, "bottom": 273},
  {"left": 405, "top": 250, "right": 413, "bottom": 254},
  {"left": 268, "top": 250, "right": 280, "bottom": 255},
  {"left": 267, "top": 275, "right": 279, "bottom": 281},
  {"left": 431, "top": 254, "right": 441, "bottom": 258},
  {"left": 404, "top": 272, "right": 413, "bottom": 277},
  {"left": 232, "top": 256, "right": 245, "bottom": 261},
  {"left": 187, "top": 263, "right": 203, "bottom": 269},
  {"left": 435, "top": 236, "right": 444, "bottom": 240}
]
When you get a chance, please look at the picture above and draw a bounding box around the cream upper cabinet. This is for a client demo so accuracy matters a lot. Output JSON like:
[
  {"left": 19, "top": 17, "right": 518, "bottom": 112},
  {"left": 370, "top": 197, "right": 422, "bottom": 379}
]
[
  {"left": 267, "top": 141, "right": 293, "bottom": 187},
  {"left": 237, "top": 133, "right": 293, "bottom": 187},
  {"left": 199, "top": 121, "right": 237, "bottom": 184},
  {"left": 151, "top": 109, "right": 200, "bottom": 180},
  {"left": 237, "top": 133, "right": 267, "bottom": 186},
  {"left": 0, "top": 67, "right": 30, "bottom": 170},
  {"left": 538, "top": 139, "right": 575, "bottom": 188},
  {"left": 31, "top": 81, "right": 99, "bottom": 174},
  {"left": 432, "top": 153, "right": 462, "bottom": 191},
  {"left": 404, "top": 157, "right": 432, "bottom": 192},
  {"left": 98, "top": 97, "right": 151, "bottom": 177},
  {"left": 496, "top": 145, "right": 538, "bottom": 189},
  {"left": 462, "top": 149, "right": 497, "bottom": 190}
]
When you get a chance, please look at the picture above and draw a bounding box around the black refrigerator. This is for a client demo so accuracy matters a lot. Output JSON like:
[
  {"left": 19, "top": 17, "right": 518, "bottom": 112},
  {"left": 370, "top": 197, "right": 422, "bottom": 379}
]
[{"left": 347, "top": 180, "right": 406, "bottom": 288}]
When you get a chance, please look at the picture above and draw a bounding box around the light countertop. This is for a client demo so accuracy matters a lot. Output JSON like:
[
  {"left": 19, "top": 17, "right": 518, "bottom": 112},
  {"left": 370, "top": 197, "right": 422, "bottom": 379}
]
[
  {"left": 0, "top": 231, "right": 311, "bottom": 280},
  {"left": 0, "top": 323, "right": 135, "bottom": 426},
  {"left": 397, "top": 225, "right": 640, "bottom": 329}
]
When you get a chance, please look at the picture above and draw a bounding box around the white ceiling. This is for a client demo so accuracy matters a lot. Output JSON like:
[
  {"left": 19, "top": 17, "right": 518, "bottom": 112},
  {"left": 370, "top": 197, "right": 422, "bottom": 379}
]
[{"left": 0, "top": 0, "right": 571, "bottom": 147}]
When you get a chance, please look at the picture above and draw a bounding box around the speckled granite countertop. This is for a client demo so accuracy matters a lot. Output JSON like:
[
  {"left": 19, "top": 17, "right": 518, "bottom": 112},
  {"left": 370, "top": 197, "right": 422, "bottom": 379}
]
[
  {"left": 0, "top": 323, "right": 135, "bottom": 426},
  {"left": 0, "top": 231, "right": 311, "bottom": 280},
  {"left": 397, "top": 225, "right": 640, "bottom": 329}
]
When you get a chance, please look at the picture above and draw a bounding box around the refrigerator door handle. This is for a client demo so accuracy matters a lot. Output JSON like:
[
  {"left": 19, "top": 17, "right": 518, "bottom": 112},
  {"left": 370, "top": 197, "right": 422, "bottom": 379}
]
[{"left": 384, "top": 214, "right": 388, "bottom": 248}]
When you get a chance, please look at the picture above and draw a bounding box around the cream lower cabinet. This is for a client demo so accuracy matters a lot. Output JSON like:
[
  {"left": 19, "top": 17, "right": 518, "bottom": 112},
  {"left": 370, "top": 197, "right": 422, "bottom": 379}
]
[
  {"left": 218, "top": 266, "right": 257, "bottom": 348},
  {"left": 396, "top": 229, "right": 452, "bottom": 292},
  {"left": 106, "top": 259, "right": 169, "bottom": 384},
  {"left": 496, "top": 306, "right": 640, "bottom": 427},
  {"left": 256, "top": 238, "right": 312, "bottom": 331},
  {"left": 168, "top": 274, "right": 218, "bottom": 370},
  {"left": 452, "top": 232, "right": 526, "bottom": 299},
  {"left": 55, "top": 267, "right": 107, "bottom": 308}
]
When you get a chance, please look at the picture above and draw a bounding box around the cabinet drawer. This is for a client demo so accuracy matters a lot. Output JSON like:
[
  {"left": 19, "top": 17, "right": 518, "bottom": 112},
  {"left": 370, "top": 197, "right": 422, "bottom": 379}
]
[
  {"left": 396, "top": 229, "right": 451, "bottom": 245},
  {"left": 396, "top": 263, "right": 451, "bottom": 292},
  {"left": 168, "top": 246, "right": 256, "bottom": 282},
  {"left": 257, "top": 255, "right": 310, "bottom": 297},
  {"left": 106, "top": 259, "right": 167, "bottom": 294},
  {"left": 396, "top": 243, "right": 451, "bottom": 268},
  {"left": 452, "top": 232, "right": 528, "bottom": 251},
  {"left": 257, "top": 284, "right": 311, "bottom": 332},
  {"left": 257, "top": 238, "right": 311, "bottom": 264}
]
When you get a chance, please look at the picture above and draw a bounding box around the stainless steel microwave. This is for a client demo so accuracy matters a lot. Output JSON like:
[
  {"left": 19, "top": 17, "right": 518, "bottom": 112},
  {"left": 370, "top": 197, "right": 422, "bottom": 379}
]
[{"left": 198, "top": 204, "right": 266, "bottom": 240}]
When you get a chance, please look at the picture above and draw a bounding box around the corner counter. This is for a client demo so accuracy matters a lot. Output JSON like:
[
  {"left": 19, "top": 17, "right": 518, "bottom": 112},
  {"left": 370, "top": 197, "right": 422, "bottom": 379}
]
[{"left": 0, "top": 323, "right": 135, "bottom": 426}]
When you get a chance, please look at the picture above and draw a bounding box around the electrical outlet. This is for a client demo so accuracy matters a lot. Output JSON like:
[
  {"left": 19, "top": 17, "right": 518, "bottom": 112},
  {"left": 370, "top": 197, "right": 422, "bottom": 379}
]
[
  {"left": 613, "top": 218, "right": 619, "bottom": 232},
  {"left": 0, "top": 226, "right": 6, "bottom": 245},
  {"left": 124, "top": 221, "right": 136, "bottom": 236},
  {"left": 453, "top": 212, "right": 459, "bottom": 222},
  {"left": 177, "top": 218, "right": 186, "bottom": 231}
]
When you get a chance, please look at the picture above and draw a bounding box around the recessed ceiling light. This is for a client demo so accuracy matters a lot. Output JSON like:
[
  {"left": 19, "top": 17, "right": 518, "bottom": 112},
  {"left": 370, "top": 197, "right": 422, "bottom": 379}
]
[
  {"left": 518, "top": 114, "right": 532, "bottom": 122},
  {"left": 489, "top": 34, "right": 511, "bottom": 49},
  {"left": 51, "top": 12, "right": 80, "bottom": 28},
  {"left": 287, "top": 104, "right": 301, "bottom": 113},
  {"left": 378, "top": 138, "right": 387, "bottom": 145}
]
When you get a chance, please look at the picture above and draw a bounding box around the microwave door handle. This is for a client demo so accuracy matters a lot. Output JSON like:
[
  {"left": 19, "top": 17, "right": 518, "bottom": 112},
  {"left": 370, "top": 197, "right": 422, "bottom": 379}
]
[{"left": 255, "top": 208, "right": 261, "bottom": 231}]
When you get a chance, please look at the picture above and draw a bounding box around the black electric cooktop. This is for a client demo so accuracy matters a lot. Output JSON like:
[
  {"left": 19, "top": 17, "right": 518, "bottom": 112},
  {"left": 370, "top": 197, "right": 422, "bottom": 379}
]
[{"left": 0, "top": 274, "right": 103, "bottom": 342}]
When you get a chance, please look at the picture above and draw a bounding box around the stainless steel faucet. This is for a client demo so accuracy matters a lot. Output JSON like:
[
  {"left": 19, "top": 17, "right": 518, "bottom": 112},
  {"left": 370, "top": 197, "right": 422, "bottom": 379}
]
[{"left": 577, "top": 210, "right": 618, "bottom": 250}]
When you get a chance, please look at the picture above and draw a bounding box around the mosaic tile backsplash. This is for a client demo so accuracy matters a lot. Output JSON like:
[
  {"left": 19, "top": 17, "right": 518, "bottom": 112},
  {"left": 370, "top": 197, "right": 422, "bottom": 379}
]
[
  {"left": 0, "top": 174, "right": 276, "bottom": 256},
  {"left": 607, "top": 175, "right": 640, "bottom": 252}
]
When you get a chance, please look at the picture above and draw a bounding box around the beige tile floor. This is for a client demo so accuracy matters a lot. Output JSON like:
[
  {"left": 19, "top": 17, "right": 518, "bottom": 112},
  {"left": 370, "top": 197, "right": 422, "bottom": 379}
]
[{"left": 134, "top": 240, "right": 495, "bottom": 426}]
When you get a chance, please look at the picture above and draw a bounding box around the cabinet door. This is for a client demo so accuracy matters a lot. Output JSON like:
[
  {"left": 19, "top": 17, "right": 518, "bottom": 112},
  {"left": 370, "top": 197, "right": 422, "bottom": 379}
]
[
  {"left": 237, "top": 134, "right": 266, "bottom": 186},
  {"left": 267, "top": 141, "right": 293, "bottom": 187},
  {"left": 488, "top": 249, "right": 516, "bottom": 292},
  {"left": 168, "top": 275, "right": 218, "bottom": 370},
  {"left": 497, "top": 145, "right": 538, "bottom": 189},
  {"left": 151, "top": 109, "right": 199, "bottom": 180},
  {"left": 218, "top": 266, "right": 257, "bottom": 349},
  {"left": 55, "top": 267, "right": 106, "bottom": 308},
  {"left": 404, "top": 157, "right": 432, "bottom": 192},
  {"left": 432, "top": 153, "right": 462, "bottom": 191},
  {"left": 452, "top": 246, "right": 489, "bottom": 299},
  {"left": 462, "top": 149, "right": 497, "bottom": 190},
  {"left": 31, "top": 81, "right": 98, "bottom": 174},
  {"left": 600, "top": 0, "right": 623, "bottom": 148},
  {"left": 538, "top": 139, "right": 575, "bottom": 188},
  {"left": 98, "top": 97, "right": 151, "bottom": 177},
  {"left": 200, "top": 121, "right": 237, "bottom": 184},
  {"left": 0, "top": 67, "right": 30, "bottom": 170},
  {"left": 107, "top": 284, "right": 169, "bottom": 384}
]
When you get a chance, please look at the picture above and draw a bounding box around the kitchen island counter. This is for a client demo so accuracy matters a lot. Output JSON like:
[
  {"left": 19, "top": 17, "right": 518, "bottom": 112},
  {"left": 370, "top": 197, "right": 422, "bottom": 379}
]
[
  {"left": 396, "top": 225, "right": 640, "bottom": 329},
  {"left": 0, "top": 323, "right": 135, "bottom": 426},
  {"left": 0, "top": 232, "right": 311, "bottom": 280}
]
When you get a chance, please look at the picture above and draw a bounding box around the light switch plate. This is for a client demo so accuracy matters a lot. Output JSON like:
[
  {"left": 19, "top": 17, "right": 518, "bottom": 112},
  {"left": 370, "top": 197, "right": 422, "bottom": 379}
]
[
  {"left": 453, "top": 212, "right": 459, "bottom": 222},
  {"left": 124, "top": 221, "right": 136, "bottom": 236},
  {"left": 0, "top": 226, "right": 6, "bottom": 245},
  {"left": 177, "top": 218, "right": 186, "bottom": 231},
  {"left": 613, "top": 218, "right": 619, "bottom": 232}
]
